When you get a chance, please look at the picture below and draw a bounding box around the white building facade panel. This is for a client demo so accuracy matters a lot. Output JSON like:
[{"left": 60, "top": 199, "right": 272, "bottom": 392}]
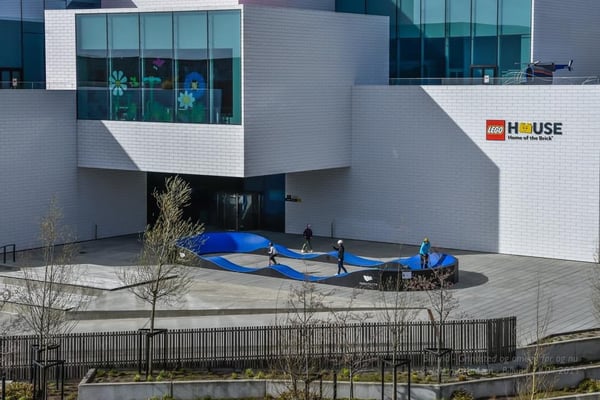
[
  {"left": 240, "top": 0, "right": 333, "bottom": 11},
  {"left": 101, "top": 1, "right": 239, "bottom": 10},
  {"left": 242, "top": 6, "right": 388, "bottom": 177},
  {"left": 101, "top": 0, "right": 331, "bottom": 11},
  {"left": 45, "top": 10, "right": 77, "bottom": 89},
  {"left": 0, "top": 91, "right": 145, "bottom": 250},
  {"left": 532, "top": 0, "right": 600, "bottom": 79},
  {"left": 286, "top": 85, "right": 600, "bottom": 262},
  {"left": 78, "top": 121, "right": 245, "bottom": 176}
]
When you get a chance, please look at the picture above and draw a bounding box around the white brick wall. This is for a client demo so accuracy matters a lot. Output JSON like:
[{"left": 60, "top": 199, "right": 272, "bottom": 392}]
[
  {"left": 533, "top": 1, "right": 600, "bottom": 79},
  {"left": 0, "top": 91, "right": 146, "bottom": 250},
  {"left": 101, "top": 0, "right": 331, "bottom": 10},
  {"left": 78, "top": 121, "right": 245, "bottom": 176},
  {"left": 100, "top": 0, "right": 239, "bottom": 10},
  {"left": 286, "top": 85, "right": 600, "bottom": 262},
  {"left": 45, "top": 9, "right": 77, "bottom": 89},
  {"left": 239, "top": 0, "right": 333, "bottom": 11},
  {"left": 243, "top": 6, "right": 388, "bottom": 177}
]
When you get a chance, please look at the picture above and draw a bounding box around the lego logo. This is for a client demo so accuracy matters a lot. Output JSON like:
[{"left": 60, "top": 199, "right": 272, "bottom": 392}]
[
  {"left": 486, "top": 120, "right": 506, "bottom": 141},
  {"left": 487, "top": 126, "right": 504, "bottom": 134}
]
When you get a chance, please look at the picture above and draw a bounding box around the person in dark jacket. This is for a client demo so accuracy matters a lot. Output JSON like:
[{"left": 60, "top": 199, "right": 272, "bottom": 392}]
[
  {"left": 301, "top": 224, "right": 313, "bottom": 253},
  {"left": 332, "top": 239, "right": 347, "bottom": 275}
]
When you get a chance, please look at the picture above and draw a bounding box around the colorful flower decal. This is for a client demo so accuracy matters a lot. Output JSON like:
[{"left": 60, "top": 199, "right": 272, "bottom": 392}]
[
  {"left": 109, "top": 70, "right": 128, "bottom": 96},
  {"left": 129, "top": 76, "right": 139, "bottom": 88},
  {"left": 178, "top": 91, "right": 196, "bottom": 110},
  {"left": 153, "top": 58, "right": 165, "bottom": 70},
  {"left": 143, "top": 76, "right": 162, "bottom": 87},
  {"left": 183, "top": 72, "right": 206, "bottom": 99}
]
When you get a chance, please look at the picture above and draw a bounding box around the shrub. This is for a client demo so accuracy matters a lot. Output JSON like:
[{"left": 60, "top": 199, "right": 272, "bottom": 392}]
[
  {"left": 156, "top": 370, "right": 168, "bottom": 381},
  {"left": 134, "top": 373, "right": 142, "bottom": 382},
  {"left": 578, "top": 378, "right": 600, "bottom": 392},
  {"left": 244, "top": 368, "right": 254, "bottom": 378},
  {"left": 339, "top": 367, "right": 350, "bottom": 379},
  {"left": 4, "top": 381, "right": 33, "bottom": 400},
  {"left": 450, "top": 388, "right": 475, "bottom": 400}
]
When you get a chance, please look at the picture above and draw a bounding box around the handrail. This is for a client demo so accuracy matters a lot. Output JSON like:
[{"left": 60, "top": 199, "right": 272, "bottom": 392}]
[{"left": 1, "top": 244, "right": 15, "bottom": 264}]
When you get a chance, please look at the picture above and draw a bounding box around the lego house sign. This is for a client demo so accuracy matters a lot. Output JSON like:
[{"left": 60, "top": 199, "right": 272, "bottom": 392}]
[{"left": 486, "top": 119, "right": 563, "bottom": 141}]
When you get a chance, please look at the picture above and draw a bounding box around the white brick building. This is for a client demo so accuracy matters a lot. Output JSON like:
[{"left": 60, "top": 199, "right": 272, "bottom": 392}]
[{"left": 2, "top": 0, "right": 599, "bottom": 261}]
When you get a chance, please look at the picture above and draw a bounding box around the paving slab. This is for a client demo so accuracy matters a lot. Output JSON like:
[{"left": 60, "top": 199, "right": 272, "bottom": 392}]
[{"left": 0, "top": 231, "right": 597, "bottom": 346}]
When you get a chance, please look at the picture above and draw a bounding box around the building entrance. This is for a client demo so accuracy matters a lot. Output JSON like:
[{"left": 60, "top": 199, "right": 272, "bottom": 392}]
[{"left": 216, "top": 192, "right": 262, "bottom": 231}]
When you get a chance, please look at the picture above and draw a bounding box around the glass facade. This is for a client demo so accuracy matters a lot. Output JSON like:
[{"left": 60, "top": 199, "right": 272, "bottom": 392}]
[
  {"left": 0, "top": 0, "right": 100, "bottom": 87},
  {"left": 335, "top": 0, "right": 531, "bottom": 80},
  {"left": 76, "top": 10, "right": 241, "bottom": 124}
]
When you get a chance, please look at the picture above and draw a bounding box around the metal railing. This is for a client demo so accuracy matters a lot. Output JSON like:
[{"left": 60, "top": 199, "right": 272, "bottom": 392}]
[
  {"left": 390, "top": 75, "right": 600, "bottom": 85},
  {"left": 0, "top": 317, "right": 516, "bottom": 380},
  {"left": 0, "top": 244, "right": 15, "bottom": 264}
]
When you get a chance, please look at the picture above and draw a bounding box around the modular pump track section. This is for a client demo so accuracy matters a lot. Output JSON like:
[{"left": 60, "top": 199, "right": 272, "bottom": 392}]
[{"left": 178, "top": 232, "right": 459, "bottom": 290}]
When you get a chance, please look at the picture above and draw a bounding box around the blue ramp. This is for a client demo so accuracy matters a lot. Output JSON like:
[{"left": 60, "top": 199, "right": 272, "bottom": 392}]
[{"left": 179, "top": 232, "right": 270, "bottom": 255}]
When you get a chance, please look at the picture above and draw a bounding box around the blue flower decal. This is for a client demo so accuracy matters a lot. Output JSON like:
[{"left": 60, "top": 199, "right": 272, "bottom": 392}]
[{"left": 184, "top": 72, "right": 206, "bottom": 100}]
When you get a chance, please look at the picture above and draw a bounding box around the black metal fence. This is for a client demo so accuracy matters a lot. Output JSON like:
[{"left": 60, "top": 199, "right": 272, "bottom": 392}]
[{"left": 0, "top": 317, "right": 516, "bottom": 381}]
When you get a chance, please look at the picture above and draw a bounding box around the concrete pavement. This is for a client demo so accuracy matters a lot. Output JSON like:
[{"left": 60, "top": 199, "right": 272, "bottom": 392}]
[{"left": 1, "top": 231, "right": 598, "bottom": 346}]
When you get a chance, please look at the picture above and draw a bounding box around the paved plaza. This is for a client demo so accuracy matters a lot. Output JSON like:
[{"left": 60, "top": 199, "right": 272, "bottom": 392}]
[{"left": 1, "top": 231, "right": 598, "bottom": 346}]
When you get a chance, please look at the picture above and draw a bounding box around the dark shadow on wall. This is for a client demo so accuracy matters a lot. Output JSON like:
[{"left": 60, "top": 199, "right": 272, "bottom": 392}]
[
  {"left": 341, "top": 85, "right": 501, "bottom": 254},
  {"left": 78, "top": 120, "right": 139, "bottom": 171},
  {"left": 413, "top": 86, "right": 500, "bottom": 252}
]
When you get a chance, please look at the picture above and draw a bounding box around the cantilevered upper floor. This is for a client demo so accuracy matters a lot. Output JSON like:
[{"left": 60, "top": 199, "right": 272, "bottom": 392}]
[{"left": 45, "top": 2, "right": 388, "bottom": 177}]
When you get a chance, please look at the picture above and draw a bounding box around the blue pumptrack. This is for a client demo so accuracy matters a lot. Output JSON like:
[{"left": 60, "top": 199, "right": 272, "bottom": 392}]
[{"left": 178, "top": 232, "right": 458, "bottom": 288}]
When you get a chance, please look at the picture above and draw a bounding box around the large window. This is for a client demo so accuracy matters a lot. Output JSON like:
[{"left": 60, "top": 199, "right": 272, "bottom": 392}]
[
  {"left": 336, "top": 0, "right": 532, "bottom": 81},
  {"left": 175, "top": 12, "right": 209, "bottom": 124},
  {"left": 76, "top": 10, "right": 241, "bottom": 124},
  {"left": 108, "top": 14, "right": 140, "bottom": 121},
  {"left": 76, "top": 14, "right": 107, "bottom": 119},
  {"left": 447, "top": 0, "right": 471, "bottom": 78},
  {"left": 499, "top": 0, "right": 531, "bottom": 75}
]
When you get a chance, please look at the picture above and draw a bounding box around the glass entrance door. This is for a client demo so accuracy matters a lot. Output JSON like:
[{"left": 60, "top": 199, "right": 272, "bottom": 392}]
[{"left": 470, "top": 64, "right": 498, "bottom": 84}]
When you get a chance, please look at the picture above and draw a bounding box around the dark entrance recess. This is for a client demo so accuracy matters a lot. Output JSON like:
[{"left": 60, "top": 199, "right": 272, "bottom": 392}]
[
  {"left": 147, "top": 173, "right": 285, "bottom": 232},
  {"left": 470, "top": 64, "right": 498, "bottom": 83},
  {"left": 0, "top": 68, "right": 22, "bottom": 89}
]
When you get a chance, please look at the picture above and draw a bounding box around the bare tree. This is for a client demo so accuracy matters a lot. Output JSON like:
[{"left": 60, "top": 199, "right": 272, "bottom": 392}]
[
  {"left": 12, "top": 197, "right": 81, "bottom": 399},
  {"left": 274, "top": 280, "right": 333, "bottom": 400},
  {"left": 0, "top": 286, "right": 13, "bottom": 334},
  {"left": 516, "top": 280, "right": 554, "bottom": 400},
  {"left": 118, "top": 175, "right": 204, "bottom": 376},
  {"left": 13, "top": 198, "right": 81, "bottom": 340},
  {"left": 591, "top": 246, "right": 600, "bottom": 322},
  {"left": 408, "top": 267, "right": 460, "bottom": 383},
  {"left": 373, "top": 268, "right": 420, "bottom": 400},
  {"left": 593, "top": 267, "right": 600, "bottom": 322},
  {"left": 330, "top": 287, "right": 372, "bottom": 400}
]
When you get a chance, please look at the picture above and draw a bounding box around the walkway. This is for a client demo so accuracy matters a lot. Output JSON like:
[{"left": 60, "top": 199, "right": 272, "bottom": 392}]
[{"left": 0, "top": 231, "right": 597, "bottom": 346}]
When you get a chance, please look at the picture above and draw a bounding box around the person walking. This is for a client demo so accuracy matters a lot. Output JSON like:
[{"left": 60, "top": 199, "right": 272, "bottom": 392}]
[
  {"left": 268, "top": 242, "right": 278, "bottom": 266},
  {"left": 419, "top": 237, "right": 431, "bottom": 268},
  {"left": 332, "top": 239, "right": 347, "bottom": 275},
  {"left": 301, "top": 224, "right": 313, "bottom": 253}
]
